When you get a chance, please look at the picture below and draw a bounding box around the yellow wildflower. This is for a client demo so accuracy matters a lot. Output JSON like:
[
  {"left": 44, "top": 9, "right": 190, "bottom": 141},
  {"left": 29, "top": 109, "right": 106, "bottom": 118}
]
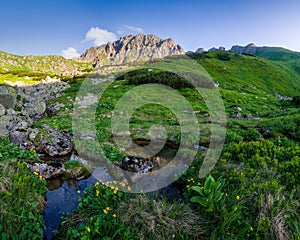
[
  {"left": 96, "top": 190, "right": 100, "bottom": 196},
  {"left": 86, "top": 226, "right": 91, "bottom": 232},
  {"left": 250, "top": 226, "right": 253, "bottom": 231},
  {"left": 39, "top": 175, "right": 43, "bottom": 181},
  {"left": 128, "top": 186, "right": 131, "bottom": 191},
  {"left": 106, "top": 207, "right": 110, "bottom": 211},
  {"left": 77, "top": 190, "right": 80, "bottom": 194},
  {"left": 236, "top": 196, "right": 240, "bottom": 200},
  {"left": 103, "top": 209, "right": 108, "bottom": 214},
  {"left": 95, "top": 182, "right": 99, "bottom": 187},
  {"left": 113, "top": 180, "right": 117, "bottom": 184},
  {"left": 113, "top": 214, "right": 117, "bottom": 218},
  {"left": 33, "top": 171, "right": 39, "bottom": 176},
  {"left": 225, "top": 193, "right": 228, "bottom": 197},
  {"left": 113, "top": 189, "right": 118, "bottom": 194},
  {"left": 111, "top": 186, "right": 115, "bottom": 190}
]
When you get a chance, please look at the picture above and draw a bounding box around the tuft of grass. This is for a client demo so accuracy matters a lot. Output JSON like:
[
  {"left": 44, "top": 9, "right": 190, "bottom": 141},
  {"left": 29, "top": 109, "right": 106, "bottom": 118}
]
[{"left": 118, "top": 194, "right": 205, "bottom": 239}]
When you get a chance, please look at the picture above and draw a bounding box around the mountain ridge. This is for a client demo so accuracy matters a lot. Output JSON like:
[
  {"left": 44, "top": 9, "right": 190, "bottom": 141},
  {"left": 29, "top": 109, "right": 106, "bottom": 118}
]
[{"left": 76, "top": 34, "right": 185, "bottom": 68}]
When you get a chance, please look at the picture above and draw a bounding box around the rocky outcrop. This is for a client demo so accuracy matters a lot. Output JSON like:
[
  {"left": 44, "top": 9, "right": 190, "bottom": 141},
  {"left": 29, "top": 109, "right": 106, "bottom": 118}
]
[
  {"left": 206, "top": 47, "right": 226, "bottom": 53},
  {"left": 27, "top": 162, "right": 66, "bottom": 179},
  {"left": 0, "top": 77, "right": 72, "bottom": 157},
  {"left": 195, "top": 48, "right": 205, "bottom": 53},
  {"left": 36, "top": 124, "right": 73, "bottom": 157},
  {"left": 230, "top": 43, "right": 257, "bottom": 55},
  {"left": 77, "top": 34, "right": 185, "bottom": 68},
  {"left": 0, "top": 86, "right": 17, "bottom": 109}
]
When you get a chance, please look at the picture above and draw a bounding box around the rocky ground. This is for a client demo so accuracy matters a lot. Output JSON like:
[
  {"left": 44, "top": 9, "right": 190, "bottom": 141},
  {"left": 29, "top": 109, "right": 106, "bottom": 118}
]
[{"left": 0, "top": 76, "right": 74, "bottom": 178}]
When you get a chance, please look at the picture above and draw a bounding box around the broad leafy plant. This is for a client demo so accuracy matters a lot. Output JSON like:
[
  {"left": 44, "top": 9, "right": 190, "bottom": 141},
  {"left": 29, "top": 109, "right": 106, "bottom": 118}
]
[{"left": 190, "top": 175, "right": 225, "bottom": 212}]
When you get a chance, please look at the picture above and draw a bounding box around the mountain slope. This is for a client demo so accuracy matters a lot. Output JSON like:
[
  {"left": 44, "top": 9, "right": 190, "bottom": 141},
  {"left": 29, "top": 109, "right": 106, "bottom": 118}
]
[
  {"left": 188, "top": 51, "right": 300, "bottom": 96},
  {"left": 229, "top": 44, "right": 300, "bottom": 75}
]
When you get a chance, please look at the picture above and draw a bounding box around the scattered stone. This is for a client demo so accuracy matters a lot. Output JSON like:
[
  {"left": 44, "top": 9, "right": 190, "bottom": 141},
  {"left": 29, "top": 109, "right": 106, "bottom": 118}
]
[
  {"left": 231, "top": 106, "right": 242, "bottom": 111},
  {"left": 193, "top": 145, "right": 208, "bottom": 151},
  {"left": 275, "top": 93, "right": 292, "bottom": 100},
  {"left": 246, "top": 114, "right": 253, "bottom": 119},
  {"left": 232, "top": 112, "right": 243, "bottom": 118},
  {"left": 75, "top": 93, "right": 98, "bottom": 108},
  {"left": 42, "top": 76, "right": 60, "bottom": 84}
]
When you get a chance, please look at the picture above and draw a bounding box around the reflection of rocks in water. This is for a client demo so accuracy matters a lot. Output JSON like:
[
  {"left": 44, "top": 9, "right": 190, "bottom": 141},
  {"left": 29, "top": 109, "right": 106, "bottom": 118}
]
[
  {"left": 121, "top": 156, "right": 153, "bottom": 173},
  {"left": 121, "top": 155, "right": 172, "bottom": 173},
  {"left": 46, "top": 177, "right": 80, "bottom": 191}
]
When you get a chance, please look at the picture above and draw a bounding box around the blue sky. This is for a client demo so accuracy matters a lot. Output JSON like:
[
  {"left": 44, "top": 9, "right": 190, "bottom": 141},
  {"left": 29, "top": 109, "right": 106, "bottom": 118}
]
[{"left": 1, "top": 0, "right": 300, "bottom": 56}]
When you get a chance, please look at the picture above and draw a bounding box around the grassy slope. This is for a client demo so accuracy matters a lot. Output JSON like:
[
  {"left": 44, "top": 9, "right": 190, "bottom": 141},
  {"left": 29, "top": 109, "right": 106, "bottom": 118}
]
[
  {"left": 192, "top": 51, "right": 300, "bottom": 96},
  {"left": 231, "top": 46, "right": 300, "bottom": 76},
  {"left": 0, "top": 50, "right": 93, "bottom": 84}
]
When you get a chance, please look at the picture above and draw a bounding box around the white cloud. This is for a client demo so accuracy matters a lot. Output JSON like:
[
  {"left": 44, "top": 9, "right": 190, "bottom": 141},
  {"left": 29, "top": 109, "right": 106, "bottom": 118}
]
[
  {"left": 62, "top": 47, "right": 80, "bottom": 59},
  {"left": 85, "top": 27, "right": 117, "bottom": 46},
  {"left": 124, "top": 25, "right": 144, "bottom": 34}
]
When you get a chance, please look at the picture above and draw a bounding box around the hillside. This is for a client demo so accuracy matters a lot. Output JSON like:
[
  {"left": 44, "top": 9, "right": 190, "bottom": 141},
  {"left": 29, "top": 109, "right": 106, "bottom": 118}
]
[
  {"left": 188, "top": 51, "right": 300, "bottom": 96},
  {"left": 0, "top": 50, "right": 93, "bottom": 78},
  {"left": 229, "top": 44, "right": 300, "bottom": 75}
]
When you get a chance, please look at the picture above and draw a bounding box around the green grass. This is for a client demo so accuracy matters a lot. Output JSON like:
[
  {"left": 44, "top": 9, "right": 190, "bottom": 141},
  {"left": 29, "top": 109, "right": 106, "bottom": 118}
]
[
  {"left": 190, "top": 51, "right": 300, "bottom": 96},
  {"left": 0, "top": 138, "right": 47, "bottom": 239}
]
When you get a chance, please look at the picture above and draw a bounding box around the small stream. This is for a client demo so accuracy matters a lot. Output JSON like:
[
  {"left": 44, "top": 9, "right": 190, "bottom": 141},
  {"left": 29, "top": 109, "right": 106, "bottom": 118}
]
[
  {"left": 43, "top": 167, "right": 112, "bottom": 240},
  {"left": 42, "top": 143, "right": 181, "bottom": 240}
]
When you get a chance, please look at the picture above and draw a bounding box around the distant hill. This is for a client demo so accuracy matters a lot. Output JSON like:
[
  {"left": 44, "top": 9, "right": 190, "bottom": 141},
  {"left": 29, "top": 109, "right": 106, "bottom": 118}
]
[
  {"left": 188, "top": 50, "right": 300, "bottom": 96},
  {"left": 229, "top": 44, "right": 300, "bottom": 75},
  {"left": 77, "top": 34, "right": 185, "bottom": 68},
  {"left": 0, "top": 51, "right": 92, "bottom": 77}
]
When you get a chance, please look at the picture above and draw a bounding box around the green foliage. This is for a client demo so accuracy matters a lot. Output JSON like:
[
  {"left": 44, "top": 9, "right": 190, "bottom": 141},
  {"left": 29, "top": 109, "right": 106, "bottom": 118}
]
[
  {"left": 0, "top": 162, "right": 47, "bottom": 239},
  {"left": 292, "top": 96, "right": 300, "bottom": 105},
  {"left": 64, "top": 160, "right": 92, "bottom": 179},
  {"left": 0, "top": 137, "right": 38, "bottom": 161},
  {"left": 190, "top": 175, "right": 225, "bottom": 212},
  {"left": 260, "top": 113, "right": 300, "bottom": 141},
  {"left": 57, "top": 180, "right": 133, "bottom": 239},
  {"left": 216, "top": 52, "right": 231, "bottom": 61},
  {"left": 121, "top": 68, "right": 214, "bottom": 89}
]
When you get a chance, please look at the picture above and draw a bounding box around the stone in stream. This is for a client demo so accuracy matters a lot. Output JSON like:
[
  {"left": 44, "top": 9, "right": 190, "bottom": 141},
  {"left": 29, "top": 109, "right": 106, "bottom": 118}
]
[
  {"left": 27, "top": 162, "right": 66, "bottom": 179},
  {"left": 36, "top": 124, "right": 73, "bottom": 157}
]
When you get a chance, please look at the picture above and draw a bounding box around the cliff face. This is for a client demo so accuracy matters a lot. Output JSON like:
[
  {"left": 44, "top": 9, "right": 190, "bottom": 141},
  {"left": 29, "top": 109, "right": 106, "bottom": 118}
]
[
  {"left": 230, "top": 43, "right": 257, "bottom": 55},
  {"left": 77, "top": 34, "right": 185, "bottom": 68}
]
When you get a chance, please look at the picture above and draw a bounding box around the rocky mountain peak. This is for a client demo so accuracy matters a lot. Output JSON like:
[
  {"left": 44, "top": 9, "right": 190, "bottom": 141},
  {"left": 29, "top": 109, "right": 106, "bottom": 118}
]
[
  {"left": 230, "top": 43, "right": 257, "bottom": 55},
  {"left": 77, "top": 34, "right": 185, "bottom": 68}
]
